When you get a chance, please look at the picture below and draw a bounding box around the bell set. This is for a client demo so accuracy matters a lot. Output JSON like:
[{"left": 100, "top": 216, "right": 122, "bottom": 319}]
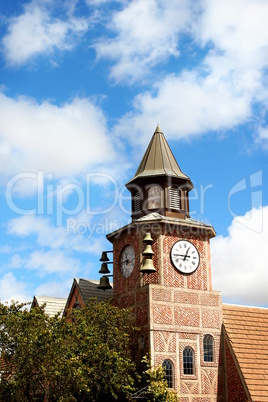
[
  {"left": 140, "top": 232, "right": 156, "bottom": 274},
  {"left": 98, "top": 233, "right": 156, "bottom": 290},
  {"left": 98, "top": 250, "right": 113, "bottom": 290}
]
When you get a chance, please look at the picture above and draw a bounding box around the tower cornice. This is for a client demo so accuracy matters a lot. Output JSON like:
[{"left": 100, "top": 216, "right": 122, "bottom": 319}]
[{"left": 107, "top": 213, "right": 216, "bottom": 243}]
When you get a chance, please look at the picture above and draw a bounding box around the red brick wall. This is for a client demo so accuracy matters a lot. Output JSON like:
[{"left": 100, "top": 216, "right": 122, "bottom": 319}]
[
  {"left": 109, "top": 221, "right": 223, "bottom": 400},
  {"left": 150, "top": 285, "right": 223, "bottom": 400},
  {"left": 163, "top": 232, "right": 211, "bottom": 290},
  {"left": 112, "top": 229, "right": 141, "bottom": 298},
  {"left": 65, "top": 285, "right": 85, "bottom": 322},
  {"left": 225, "top": 340, "right": 248, "bottom": 401},
  {"left": 111, "top": 223, "right": 213, "bottom": 297}
]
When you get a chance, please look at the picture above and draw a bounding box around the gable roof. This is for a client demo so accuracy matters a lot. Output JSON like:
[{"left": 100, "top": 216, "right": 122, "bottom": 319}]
[
  {"left": 63, "top": 278, "right": 113, "bottom": 316},
  {"left": 126, "top": 125, "right": 193, "bottom": 188},
  {"left": 75, "top": 278, "right": 113, "bottom": 302},
  {"left": 31, "top": 296, "right": 67, "bottom": 317},
  {"left": 222, "top": 304, "right": 268, "bottom": 401}
]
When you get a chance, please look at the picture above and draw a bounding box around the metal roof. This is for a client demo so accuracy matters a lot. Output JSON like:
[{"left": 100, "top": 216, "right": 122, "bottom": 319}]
[{"left": 126, "top": 125, "right": 192, "bottom": 187}]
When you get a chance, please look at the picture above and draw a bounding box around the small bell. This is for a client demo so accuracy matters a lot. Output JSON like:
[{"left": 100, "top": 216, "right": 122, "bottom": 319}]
[
  {"left": 97, "top": 276, "right": 112, "bottom": 290},
  {"left": 142, "top": 244, "right": 154, "bottom": 257},
  {"left": 140, "top": 258, "right": 156, "bottom": 274},
  {"left": 99, "top": 263, "right": 110, "bottom": 274},
  {"left": 143, "top": 233, "right": 153, "bottom": 243},
  {"left": 100, "top": 251, "right": 109, "bottom": 262}
]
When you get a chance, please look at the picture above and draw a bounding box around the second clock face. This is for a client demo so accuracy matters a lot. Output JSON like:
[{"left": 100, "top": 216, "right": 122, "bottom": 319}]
[
  {"left": 120, "top": 245, "right": 135, "bottom": 278},
  {"left": 170, "top": 240, "right": 200, "bottom": 274}
]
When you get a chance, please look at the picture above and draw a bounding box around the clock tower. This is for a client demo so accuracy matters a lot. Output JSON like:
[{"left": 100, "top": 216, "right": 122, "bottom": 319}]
[{"left": 107, "top": 126, "right": 224, "bottom": 400}]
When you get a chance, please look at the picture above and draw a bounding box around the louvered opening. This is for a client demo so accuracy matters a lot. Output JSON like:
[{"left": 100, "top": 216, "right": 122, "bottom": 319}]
[
  {"left": 133, "top": 190, "right": 141, "bottom": 212},
  {"left": 170, "top": 186, "right": 180, "bottom": 209}
]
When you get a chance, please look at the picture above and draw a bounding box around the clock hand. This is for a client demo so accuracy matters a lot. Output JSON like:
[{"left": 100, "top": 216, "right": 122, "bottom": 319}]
[
  {"left": 183, "top": 247, "right": 190, "bottom": 261},
  {"left": 173, "top": 253, "right": 190, "bottom": 258}
]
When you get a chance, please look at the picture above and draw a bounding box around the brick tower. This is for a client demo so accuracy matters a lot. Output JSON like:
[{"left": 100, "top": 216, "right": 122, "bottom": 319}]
[{"left": 107, "top": 125, "right": 224, "bottom": 400}]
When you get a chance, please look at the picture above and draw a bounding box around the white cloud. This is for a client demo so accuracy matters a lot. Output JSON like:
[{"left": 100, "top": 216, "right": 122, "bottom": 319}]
[
  {"left": 26, "top": 249, "right": 80, "bottom": 275},
  {"left": 197, "top": 0, "right": 268, "bottom": 72},
  {"left": 3, "top": 214, "right": 104, "bottom": 290},
  {"left": 115, "top": 69, "right": 253, "bottom": 146},
  {"left": 257, "top": 126, "right": 268, "bottom": 148},
  {"left": 103, "top": 0, "right": 268, "bottom": 146},
  {"left": 8, "top": 254, "right": 25, "bottom": 269},
  {"left": 34, "top": 278, "right": 73, "bottom": 298},
  {"left": 0, "top": 245, "right": 12, "bottom": 254},
  {"left": 94, "top": 0, "right": 192, "bottom": 83},
  {"left": 2, "top": 1, "right": 89, "bottom": 66},
  {"left": 0, "top": 92, "right": 116, "bottom": 185},
  {"left": 7, "top": 214, "right": 104, "bottom": 255},
  {"left": 86, "top": 0, "right": 116, "bottom": 4},
  {"left": 211, "top": 206, "right": 268, "bottom": 306},
  {"left": 0, "top": 272, "right": 31, "bottom": 303}
]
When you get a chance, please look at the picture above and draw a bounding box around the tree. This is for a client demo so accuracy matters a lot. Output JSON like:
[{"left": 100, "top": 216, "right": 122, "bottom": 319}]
[
  {"left": 0, "top": 299, "right": 177, "bottom": 402},
  {"left": 130, "top": 356, "right": 178, "bottom": 402},
  {"left": 0, "top": 301, "right": 75, "bottom": 401},
  {"left": 65, "top": 298, "right": 138, "bottom": 401}
]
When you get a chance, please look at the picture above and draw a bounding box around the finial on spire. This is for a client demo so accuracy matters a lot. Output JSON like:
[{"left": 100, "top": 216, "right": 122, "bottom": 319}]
[{"left": 155, "top": 124, "right": 163, "bottom": 134}]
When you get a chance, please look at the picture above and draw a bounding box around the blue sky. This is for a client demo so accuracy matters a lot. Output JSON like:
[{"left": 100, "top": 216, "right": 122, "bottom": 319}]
[{"left": 0, "top": 0, "right": 267, "bottom": 306}]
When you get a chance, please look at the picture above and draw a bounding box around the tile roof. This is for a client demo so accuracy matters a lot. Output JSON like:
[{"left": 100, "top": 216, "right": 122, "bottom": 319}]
[
  {"left": 31, "top": 296, "right": 67, "bottom": 317},
  {"left": 75, "top": 278, "right": 113, "bottom": 302},
  {"left": 222, "top": 304, "right": 268, "bottom": 402}
]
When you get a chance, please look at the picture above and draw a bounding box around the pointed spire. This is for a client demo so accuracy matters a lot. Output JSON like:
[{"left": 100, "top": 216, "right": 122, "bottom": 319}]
[
  {"left": 126, "top": 125, "right": 193, "bottom": 188},
  {"left": 155, "top": 124, "right": 162, "bottom": 133}
]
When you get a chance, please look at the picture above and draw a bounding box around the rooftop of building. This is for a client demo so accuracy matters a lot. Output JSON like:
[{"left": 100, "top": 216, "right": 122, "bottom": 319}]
[
  {"left": 74, "top": 278, "right": 113, "bottom": 302},
  {"left": 126, "top": 124, "right": 193, "bottom": 187},
  {"left": 222, "top": 303, "right": 268, "bottom": 401},
  {"left": 31, "top": 296, "right": 67, "bottom": 317}
]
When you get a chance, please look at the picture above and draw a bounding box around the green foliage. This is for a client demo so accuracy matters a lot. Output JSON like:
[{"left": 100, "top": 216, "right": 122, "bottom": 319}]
[
  {"left": 0, "top": 299, "right": 178, "bottom": 402},
  {"left": 137, "top": 357, "right": 178, "bottom": 402}
]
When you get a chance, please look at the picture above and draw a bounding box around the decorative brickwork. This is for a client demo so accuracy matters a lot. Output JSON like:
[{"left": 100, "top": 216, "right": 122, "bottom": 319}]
[
  {"left": 202, "top": 309, "right": 221, "bottom": 329},
  {"left": 174, "top": 306, "right": 200, "bottom": 327},
  {"left": 153, "top": 304, "right": 173, "bottom": 325},
  {"left": 224, "top": 340, "right": 248, "bottom": 401},
  {"left": 108, "top": 218, "right": 223, "bottom": 401},
  {"left": 149, "top": 285, "right": 223, "bottom": 399}
]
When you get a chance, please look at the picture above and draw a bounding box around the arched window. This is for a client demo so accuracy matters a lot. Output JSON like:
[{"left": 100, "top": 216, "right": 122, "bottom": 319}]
[
  {"left": 203, "top": 334, "right": 214, "bottom": 362},
  {"left": 183, "top": 347, "right": 195, "bottom": 375},
  {"left": 162, "top": 359, "right": 174, "bottom": 388}
]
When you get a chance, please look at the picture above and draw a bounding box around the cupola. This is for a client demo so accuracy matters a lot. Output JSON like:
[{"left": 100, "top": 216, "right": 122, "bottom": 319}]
[{"left": 126, "top": 125, "right": 193, "bottom": 220}]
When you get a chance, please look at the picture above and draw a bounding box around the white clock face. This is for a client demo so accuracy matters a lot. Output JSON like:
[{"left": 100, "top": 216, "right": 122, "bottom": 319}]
[
  {"left": 170, "top": 240, "right": 200, "bottom": 274},
  {"left": 120, "top": 245, "right": 135, "bottom": 278}
]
